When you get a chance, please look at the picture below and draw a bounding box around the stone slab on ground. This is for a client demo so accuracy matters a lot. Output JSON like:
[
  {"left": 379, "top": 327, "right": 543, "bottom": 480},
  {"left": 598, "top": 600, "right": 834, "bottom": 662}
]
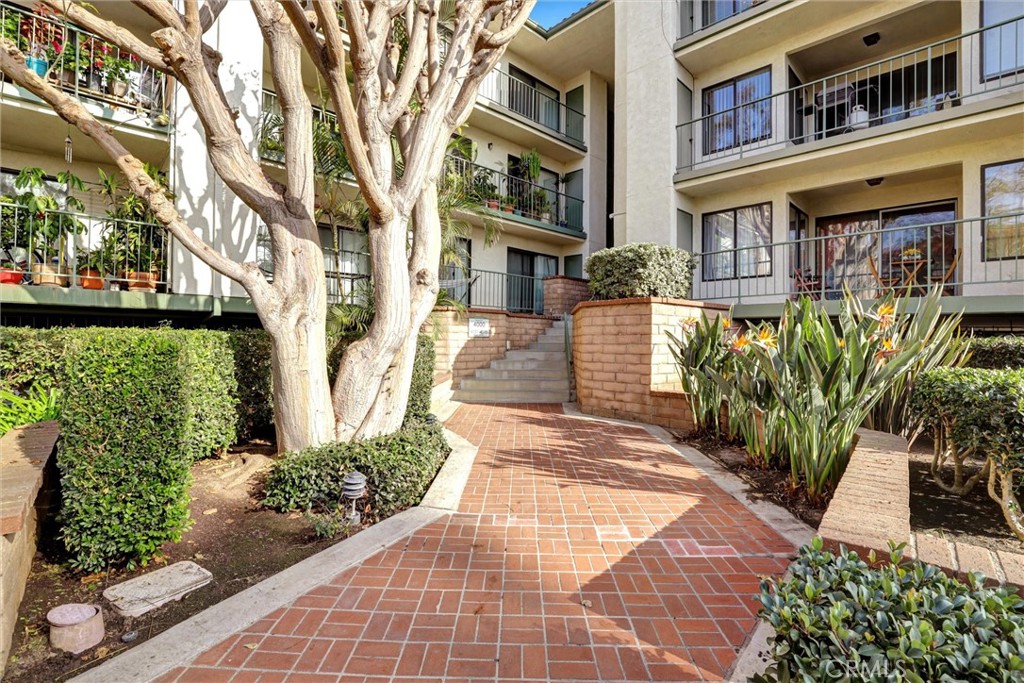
[{"left": 103, "top": 561, "right": 213, "bottom": 618}]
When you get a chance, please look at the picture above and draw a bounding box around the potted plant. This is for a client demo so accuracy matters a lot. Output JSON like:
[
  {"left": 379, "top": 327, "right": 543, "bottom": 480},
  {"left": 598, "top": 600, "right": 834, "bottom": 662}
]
[
  {"left": 95, "top": 166, "right": 170, "bottom": 292},
  {"left": 75, "top": 246, "right": 104, "bottom": 290},
  {"left": 99, "top": 44, "right": 133, "bottom": 97},
  {"left": 53, "top": 38, "right": 88, "bottom": 87},
  {"left": 530, "top": 188, "right": 551, "bottom": 222},
  {"left": 11, "top": 168, "right": 87, "bottom": 287},
  {"left": 501, "top": 195, "right": 515, "bottom": 213},
  {"left": 519, "top": 148, "right": 542, "bottom": 183},
  {"left": 0, "top": 257, "right": 22, "bottom": 285}
]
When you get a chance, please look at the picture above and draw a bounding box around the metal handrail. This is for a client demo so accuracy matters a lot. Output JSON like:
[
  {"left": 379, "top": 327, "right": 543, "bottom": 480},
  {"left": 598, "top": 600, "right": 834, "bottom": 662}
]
[
  {"left": 0, "top": 201, "right": 170, "bottom": 289},
  {"left": 440, "top": 266, "right": 549, "bottom": 314},
  {"left": 445, "top": 155, "right": 585, "bottom": 232},
  {"left": 477, "top": 69, "right": 585, "bottom": 143},
  {"left": 691, "top": 212, "right": 1024, "bottom": 302},
  {"left": 0, "top": 1, "right": 170, "bottom": 125},
  {"left": 676, "top": 14, "right": 1024, "bottom": 170}
]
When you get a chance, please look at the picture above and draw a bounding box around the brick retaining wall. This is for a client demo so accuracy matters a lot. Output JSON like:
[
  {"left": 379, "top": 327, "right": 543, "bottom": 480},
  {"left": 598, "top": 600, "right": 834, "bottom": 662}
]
[
  {"left": 0, "top": 421, "right": 59, "bottom": 676},
  {"left": 428, "top": 308, "right": 557, "bottom": 389},
  {"left": 820, "top": 428, "right": 1023, "bottom": 589},
  {"left": 571, "top": 298, "right": 727, "bottom": 431},
  {"left": 543, "top": 276, "right": 590, "bottom": 316}
]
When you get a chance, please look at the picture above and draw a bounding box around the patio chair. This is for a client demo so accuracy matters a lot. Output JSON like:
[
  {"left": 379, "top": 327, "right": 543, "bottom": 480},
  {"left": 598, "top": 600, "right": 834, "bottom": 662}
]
[
  {"left": 927, "top": 249, "right": 960, "bottom": 295},
  {"left": 867, "top": 253, "right": 899, "bottom": 298},
  {"left": 791, "top": 268, "right": 821, "bottom": 301}
]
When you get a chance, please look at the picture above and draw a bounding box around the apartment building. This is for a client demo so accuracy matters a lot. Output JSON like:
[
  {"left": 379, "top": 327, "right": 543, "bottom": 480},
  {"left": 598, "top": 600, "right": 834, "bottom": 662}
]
[
  {"left": 615, "top": 0, "right": 1024, "bottom": 326},
  {"left": 0, "top": 1, "right": 614, "bottom": 324}
]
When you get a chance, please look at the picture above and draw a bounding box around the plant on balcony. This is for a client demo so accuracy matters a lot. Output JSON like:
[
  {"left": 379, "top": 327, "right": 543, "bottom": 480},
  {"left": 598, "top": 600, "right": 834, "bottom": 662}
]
[
  {"left": 529, "top": 188, "right": 551, "bottom": 222},
  {"left": 519, "top": 148, "right": 541, "bottom": 182},
  {"left": 11, "top": 167, "right": 87, "bottom": 287},
  {"left": 96, "top": 166, "right": 169, "bottom": 291},
  {"left": 75, "top": 246, "right": 104, "bottom": 290},
  {"left": 96, "top": 44, "right": 134, "bottom": 97},
  {"left": 501, "top": 195, "right": 516, "bottom": 213},
  {"left": 470, "top": 168, "right": 499, "bottom": 209}
]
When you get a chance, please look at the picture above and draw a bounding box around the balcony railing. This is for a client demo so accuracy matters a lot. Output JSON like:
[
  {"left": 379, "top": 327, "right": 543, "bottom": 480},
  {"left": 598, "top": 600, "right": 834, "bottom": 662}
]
[
  {"left": 692, "top": 213, "right": 1024, "bottom": 303},
  {"left": 0, "top": 2, "right": 170, "bottom": 125},
  {"left": 477, "top": 69, "right": 585, "bottom": 144},
  {"left": 676, "top": 15, "right": 1024, "bottom": 171},
  {"left": 677, "top": 0, "right": 772, "bottom": 40},
  {"left": 0, "top": 202, "right": 170, "bottom": 291},
  {"left": 445, "top": 155, "right": 584, "bottom": 234},
  {"left": 440, "top": 266, "right": 548, "bottom": 314}
]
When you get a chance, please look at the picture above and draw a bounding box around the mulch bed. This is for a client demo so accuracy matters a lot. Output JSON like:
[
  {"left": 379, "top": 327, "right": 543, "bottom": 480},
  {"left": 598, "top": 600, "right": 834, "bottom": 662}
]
[
  {"left": 908, "top": 438, "right": 1024, "bottom": 556},
  {"left": 673, "top": 431, "right": 829, "bottom": 530},
  {"left": 4, "top": 444, "right": 345, "bottom": 683}
]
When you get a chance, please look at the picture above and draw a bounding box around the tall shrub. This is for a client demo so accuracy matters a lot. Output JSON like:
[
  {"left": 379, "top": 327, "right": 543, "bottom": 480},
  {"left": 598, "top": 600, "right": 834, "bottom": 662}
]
[
  {"left": 228, "top": 328, "right": 275, "bottom": 440},
  {"left": 59, "top": 328, "right": 237, "bottom": 570},
  {"left": 404, "top": 334, "right": 436, "bottom": 426},
  {"left": 967, "top": 335, "right": 1024, "bottom": 369},
  {"left": 585, "top": 243, "right": 696, "bottom": 300},
  {"left": 0, "top": 326, "right": 67, "bottom": 392}
]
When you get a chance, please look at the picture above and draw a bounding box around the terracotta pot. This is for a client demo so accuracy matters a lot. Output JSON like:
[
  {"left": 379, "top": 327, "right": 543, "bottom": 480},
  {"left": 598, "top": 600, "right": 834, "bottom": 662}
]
[
  {"left": 108, "top": 79, "right": 128, "bottom": 98},
  {"left": 502, "top": 205, "right": 514, "bottom": 213},
  {"left": 0, "top": 268, "right": 22, "bottom": 285},
  {"left": 31, "top": 263, "right": 69, "bottom": 287},
  {"left": 485, "top": 199, "right": 499, "bottom": 210},
  {"left": 127, "top": 270, "right": 158, "bottom": 292},
  {"left": 78, "top": 268, "right": 104, "bottom": 290}
]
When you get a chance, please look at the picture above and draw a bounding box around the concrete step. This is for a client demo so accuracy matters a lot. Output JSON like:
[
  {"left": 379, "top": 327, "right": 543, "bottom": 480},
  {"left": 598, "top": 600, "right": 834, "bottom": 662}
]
[
  {"left": 503, "top": 349, "right": 565, "bottom": 361},
  {"left": 453, "top": 389, "right": 570, "bottom": 403},
  {"left": 530, "top": 341, "right": 566, "bottom": 353},
  {"left": 459, "top": 377, "right": 571, "bottom": 392},
  {"left": 490, "top": 358, "right": 567, "bottom": 371},
  {"left": 474, "top": 367, "right": 568, "bottom": 380}
]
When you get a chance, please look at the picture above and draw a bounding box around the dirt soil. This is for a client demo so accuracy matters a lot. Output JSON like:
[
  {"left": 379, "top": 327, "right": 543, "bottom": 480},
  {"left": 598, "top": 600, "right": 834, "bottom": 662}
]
[
  {"left": 674, "top": 431, "right": 828, "bottom": 530},
  {"left": 4, "top": 444, "right": 341, "bottom": 683},
  {"left": 908, "top": 438, "right": 1024, "bottom": 556}
]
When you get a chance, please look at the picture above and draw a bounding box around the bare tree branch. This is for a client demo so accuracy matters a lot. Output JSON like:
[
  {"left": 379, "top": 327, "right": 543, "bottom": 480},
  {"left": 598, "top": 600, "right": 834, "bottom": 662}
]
[
  {"left": 183, "top": 0, "right": 202, "bottom": 39},
  {"left": 0, "top": 40, "right": 272, "bottom": 303},
  {"left": 383, "top": 1, "right": 428, "bottom": 128}
]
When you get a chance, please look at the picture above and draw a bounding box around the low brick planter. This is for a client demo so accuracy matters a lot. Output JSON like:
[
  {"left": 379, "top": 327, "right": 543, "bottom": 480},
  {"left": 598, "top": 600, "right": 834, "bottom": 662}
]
[{"left": 820, "top": 428, "right": 1023, "bottom": 590}]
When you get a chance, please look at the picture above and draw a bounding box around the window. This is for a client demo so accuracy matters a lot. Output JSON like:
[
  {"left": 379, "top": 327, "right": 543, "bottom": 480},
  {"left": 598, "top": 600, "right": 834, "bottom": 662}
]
[
  {"left": 702, "top": 0, "right": 755, "bottom": 28},
  {"left": 702, "top": 67, "right": 771, "bottom": 155},
  {"left": 983, "top": 159, "right": 1024, "bottom": 260},
  {"left": 701, "top": 203, "right": 772, "bottom": 280},
  {"left": 981, "top": 1, "right": 1024, "bottom": 80}
]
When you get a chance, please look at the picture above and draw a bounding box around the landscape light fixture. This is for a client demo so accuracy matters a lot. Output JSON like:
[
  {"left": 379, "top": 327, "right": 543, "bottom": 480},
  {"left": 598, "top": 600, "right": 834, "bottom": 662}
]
[
  {"left": 863, "top": 32, "right": 881, "bottom": 46},
  {"left": 342, "top": 471, "right": 367, "bottom": 525}
]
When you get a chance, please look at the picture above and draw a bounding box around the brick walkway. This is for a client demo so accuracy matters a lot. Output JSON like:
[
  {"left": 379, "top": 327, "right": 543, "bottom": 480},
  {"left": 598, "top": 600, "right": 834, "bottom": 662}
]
[{"left": 161, "top": 404, "right": 794, "bottom": 682}]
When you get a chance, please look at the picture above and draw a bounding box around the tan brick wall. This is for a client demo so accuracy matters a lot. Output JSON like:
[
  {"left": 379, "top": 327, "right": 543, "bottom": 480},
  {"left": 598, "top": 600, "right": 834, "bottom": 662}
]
[
  {"left": 571, "top": 298, "right": 727, "bottom": 432},
  {"left": 427, "top": 308, "right": 557, "bottom": 389},
  {"left": 543, "top": 276, "right": 590, "bottom": 316}
]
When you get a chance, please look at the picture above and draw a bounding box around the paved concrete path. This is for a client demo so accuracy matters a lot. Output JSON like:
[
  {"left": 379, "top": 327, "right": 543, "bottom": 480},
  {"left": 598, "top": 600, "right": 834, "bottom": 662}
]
[{"left": 160, "top": 404, "right": 794, "bottom": 682}]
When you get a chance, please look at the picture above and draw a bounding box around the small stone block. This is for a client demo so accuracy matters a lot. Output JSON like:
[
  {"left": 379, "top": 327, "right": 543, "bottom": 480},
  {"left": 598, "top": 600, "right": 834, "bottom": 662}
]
[{"left": 103, "top": 561, "right": 212, "bottom": 618}]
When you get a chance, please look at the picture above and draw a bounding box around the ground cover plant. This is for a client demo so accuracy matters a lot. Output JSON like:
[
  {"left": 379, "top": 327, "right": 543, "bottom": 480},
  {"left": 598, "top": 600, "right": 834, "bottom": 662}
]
[{"left": 756, "top": 538, "right": 1024, "bottom": 682}]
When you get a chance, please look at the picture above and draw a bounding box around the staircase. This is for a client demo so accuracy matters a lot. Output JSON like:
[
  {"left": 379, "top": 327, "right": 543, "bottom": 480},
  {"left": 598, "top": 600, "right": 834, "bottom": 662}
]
[{"left": 453, "top": 319, "right": 572, "bottom": 403}]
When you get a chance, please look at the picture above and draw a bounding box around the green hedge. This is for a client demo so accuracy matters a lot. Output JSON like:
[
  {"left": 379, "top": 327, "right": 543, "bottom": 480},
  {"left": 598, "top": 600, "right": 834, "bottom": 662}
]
[
  {"left": 585, "top": 243, "right": 696, "bottom": 301},
  {"left": 0, "top": 327, "right": 67, "bottom": 392},
  {"left": 405, "top": 335, "right": 435, "bottom": 426},
  {"left": 968, "top": 335, "right": 1024, "bottom": 369},
  {"left": 228, "top": 328, "right": 275, "bottom": 440},
  {"left": 59, "top": 328, "right": 237, "bottom": 570},
  {"left": 756, "top": 539, "right": 1024, "bottom": 682},
  {"left": 262, "top": 423, "right": 450, "bottom": 519}
]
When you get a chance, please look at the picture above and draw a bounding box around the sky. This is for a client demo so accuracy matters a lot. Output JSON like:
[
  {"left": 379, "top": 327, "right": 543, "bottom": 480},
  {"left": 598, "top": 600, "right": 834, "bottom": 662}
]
[{"left": 529, "top": 1, "right": 593, "bottom": 29}]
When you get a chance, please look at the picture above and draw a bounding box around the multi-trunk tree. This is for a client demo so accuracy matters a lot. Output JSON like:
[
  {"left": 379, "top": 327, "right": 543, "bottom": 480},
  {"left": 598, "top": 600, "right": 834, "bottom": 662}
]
[{"left": 0, "top": 0, "right": 534, "bottom": 451}]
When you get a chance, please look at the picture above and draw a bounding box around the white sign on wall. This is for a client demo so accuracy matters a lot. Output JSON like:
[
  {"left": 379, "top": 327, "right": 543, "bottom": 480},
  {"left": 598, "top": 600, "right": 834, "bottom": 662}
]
[{"left": 468, "top": 317, "right": 491, "bottom": 338}]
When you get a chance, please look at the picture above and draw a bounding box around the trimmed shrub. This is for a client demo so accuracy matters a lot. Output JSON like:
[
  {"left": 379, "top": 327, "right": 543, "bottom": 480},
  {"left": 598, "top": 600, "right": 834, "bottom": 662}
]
[
  {"left": 59, "top": 328, "right": 237, "bottom": 570},
  {"left": 585, "top": 243, "right": 696, "bottom": 301},
  {"left": 968, "top": 335, "right": 1024, "bottom": 369},
  {"left": 228, "top": 328, "right": 275, "bottom": 440},
  {"left": 910, "top": 367, "right": 1024, "bottom": 539},
  {"left": 0, "top": 326, "right": 67, "bottom": 392},
  {"left": 262, "top": 423, "right": 450, "bottom": 520},
  {"left": 405, "top": 334, "right": 435, "bottom": 425},
  {"left": 755, "top": 539, "right": 1024, "bottom": 683}
]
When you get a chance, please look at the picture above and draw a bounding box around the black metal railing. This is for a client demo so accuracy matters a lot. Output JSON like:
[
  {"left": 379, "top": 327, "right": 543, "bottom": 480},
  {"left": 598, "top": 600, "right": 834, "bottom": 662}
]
[
  {"left": 0, "top": 201, "right": 170, "bottom": 291},
  {"left": 445, "top": 155, "right": 584, "bottom": 233},
  {"left": 676, "top": 15, "right": 1024, "bottom": 170},
  {"left": 477, "top": 69, "right": 585, "bottom": 144},
  {"left": 440, "top": 266, "right": 548, "bottom": 314},
  {"left": 0, "top": 2, "right": 170, "bottom": 125},
  {"left": 693, "top": 213, "right": 1024, "bottom": 303},
  {"left": 678, "top": 0, "right": 774, "bottom": 39}
]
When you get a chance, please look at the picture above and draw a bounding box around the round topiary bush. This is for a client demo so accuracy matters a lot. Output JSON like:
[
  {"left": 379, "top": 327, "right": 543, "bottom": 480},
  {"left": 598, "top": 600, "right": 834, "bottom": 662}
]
[{"left": 584, "top": 243, "right": 696, "bottom": 301}]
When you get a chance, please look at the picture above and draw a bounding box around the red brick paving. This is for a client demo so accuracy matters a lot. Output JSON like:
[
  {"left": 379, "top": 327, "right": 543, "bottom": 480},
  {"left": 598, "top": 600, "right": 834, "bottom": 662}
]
[{"left": 167, "top": 404, "right": 794, "bottom": 682}]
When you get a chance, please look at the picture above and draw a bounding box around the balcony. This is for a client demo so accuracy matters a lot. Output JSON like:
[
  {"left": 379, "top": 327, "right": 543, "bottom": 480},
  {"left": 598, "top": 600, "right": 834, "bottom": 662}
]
[
  {"left": 440, "top": 267, "right": 549, "bottom": 314},
  {"left": 0, "top": 1, "right": 171, "bottom": 130},
  {"left": 0, "top": 201, "right": 170, "bottom": 292},
  {"left": 445, "top": 155, "right": 585, "bottom": 239},
  {"left": 676, "top": 15, "right": 1024, "bottom": 173},
  {"left": 476, "top": 69, "right": 585, "bottom": 148},
  {"left": 677, "top": 0, "right": 775, "bottom": 40},
  {"left": 692, "top": 213, "right": 1024, "bottom": 310}
]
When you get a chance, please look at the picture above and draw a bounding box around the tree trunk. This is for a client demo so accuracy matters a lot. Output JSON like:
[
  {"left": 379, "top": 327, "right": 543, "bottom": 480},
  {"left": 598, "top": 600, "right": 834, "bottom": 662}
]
[{"left": 267, "top": 312, "right": 336, "bottom": 452}]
